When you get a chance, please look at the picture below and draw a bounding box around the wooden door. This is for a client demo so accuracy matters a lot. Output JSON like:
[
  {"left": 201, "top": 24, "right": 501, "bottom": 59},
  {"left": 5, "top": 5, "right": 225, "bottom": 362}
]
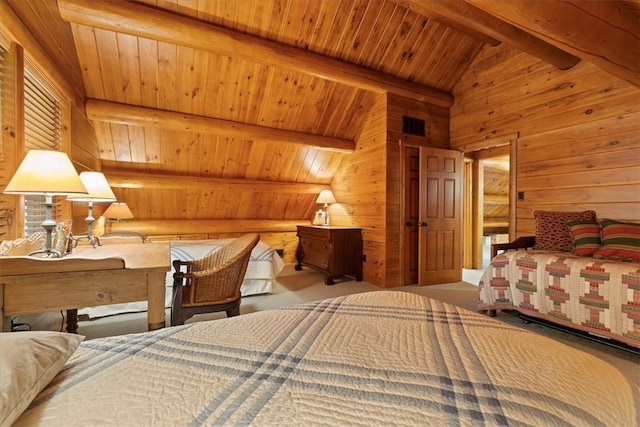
[
  {"left": 403, "top": 147, "right": 419, "bottom": 285},
  {"left": 419, "top": 147, "right": 462, "bottom": 285}
]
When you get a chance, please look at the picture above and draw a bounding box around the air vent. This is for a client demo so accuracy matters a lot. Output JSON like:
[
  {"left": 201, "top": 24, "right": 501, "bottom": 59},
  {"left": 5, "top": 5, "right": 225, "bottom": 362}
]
[{"left": 402, "top": 116, "right": 425, "bottom": 136}]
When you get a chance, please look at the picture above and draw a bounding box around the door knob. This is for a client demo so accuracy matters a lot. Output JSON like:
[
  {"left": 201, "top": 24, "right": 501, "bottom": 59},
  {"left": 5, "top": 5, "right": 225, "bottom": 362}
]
[
  {"left": 419, "top": 222, "right": 428, "bottom": 227},
  {"left": 405, "top": 221, "right": 413, "bottom": 227}
]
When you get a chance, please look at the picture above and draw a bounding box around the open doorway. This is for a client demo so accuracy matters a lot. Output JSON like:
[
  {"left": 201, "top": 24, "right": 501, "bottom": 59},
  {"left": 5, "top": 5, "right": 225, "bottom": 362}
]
[
  {"left": 480, "top": 155, "right": 510, "bottom": 266},
  {"left": 401, "top": 144, "right": 510, "bottom": 286},
  {"left": 462, "top": 145, "right": 511, "bottom": 282}
]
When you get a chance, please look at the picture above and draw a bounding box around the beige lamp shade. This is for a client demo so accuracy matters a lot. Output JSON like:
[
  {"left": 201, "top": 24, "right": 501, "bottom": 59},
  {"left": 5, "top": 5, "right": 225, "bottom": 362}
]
[
  {"left": 67, "top": 172, "right": 117, "bottom": 202},
  {"left": 316, "top": 189, "right": 336, "bottom": 205},
  {"left": 3, "top": 150, "right": 87, "bottom": 196},
  {"left": 103, "top": 202, "right": 134, "bottom": 220}
]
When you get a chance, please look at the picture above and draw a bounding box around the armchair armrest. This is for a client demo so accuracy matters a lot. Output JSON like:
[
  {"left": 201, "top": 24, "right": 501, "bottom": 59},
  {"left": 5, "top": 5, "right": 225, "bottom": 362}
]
[{"left": 491, "top": 236, "right": 536, "bottom": 259}]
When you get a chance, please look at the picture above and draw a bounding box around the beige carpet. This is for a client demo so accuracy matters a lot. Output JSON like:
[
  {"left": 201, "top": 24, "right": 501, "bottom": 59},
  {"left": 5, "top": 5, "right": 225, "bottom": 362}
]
[{"left": 78, "top": 263, "right": 639, "bottom": 407}]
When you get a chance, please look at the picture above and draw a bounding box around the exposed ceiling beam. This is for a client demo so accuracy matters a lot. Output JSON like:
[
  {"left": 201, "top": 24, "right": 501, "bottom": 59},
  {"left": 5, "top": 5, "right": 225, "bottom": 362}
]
[
  {"left": 86, "top": 99, "right": 355, "bottom": 154},
  {"left": 466, "top": 0, "right": 640, "bottom": 87},
  {"left": 396, "top": 0, "right": 580, "bottom": 70},
  {"left": 393, "top": 0, "right": 501, "bottom": 46},
  {"left": 105, "top": 171, "right": 330, "bottom": 194},
  {"left": 57, "top": 0, "right": 453, "bottom": 107}
]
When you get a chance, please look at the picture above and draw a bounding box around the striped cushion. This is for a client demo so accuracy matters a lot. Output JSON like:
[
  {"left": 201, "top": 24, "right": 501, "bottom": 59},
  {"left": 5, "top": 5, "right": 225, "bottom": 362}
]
[
  {"left": 593, "top": 219, "right": 640, "bottom": 262},
  {"left": 566, "top": 220, "right": 601, "bottom": 256}
]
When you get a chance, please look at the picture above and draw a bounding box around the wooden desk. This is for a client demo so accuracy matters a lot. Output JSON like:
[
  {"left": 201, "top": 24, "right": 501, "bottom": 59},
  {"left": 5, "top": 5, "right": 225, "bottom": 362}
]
[{"left": 0, "top": 242, "right": 171, "bottom": 333}]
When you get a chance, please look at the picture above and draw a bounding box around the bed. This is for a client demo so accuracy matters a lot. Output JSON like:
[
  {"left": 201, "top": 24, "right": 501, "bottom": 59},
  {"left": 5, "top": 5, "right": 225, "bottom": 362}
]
[
  {"left": 79, "top": 239, "right": 285, "bottom": 318},
  {"left": 478, "top": 249, "right": 640, "bottom": 349},
  {"left": 6, "top": 291, "right": 636, "bottom": 426}
]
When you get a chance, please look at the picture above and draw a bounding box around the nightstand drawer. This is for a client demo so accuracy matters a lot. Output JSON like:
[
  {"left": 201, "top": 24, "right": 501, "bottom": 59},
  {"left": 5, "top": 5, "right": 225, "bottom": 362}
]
[
  {"left": 298, "top": 236, "right": 330, "bottom": 269},
  {"left": 298, "top": 226, "right": 330, "bottom": 240},
  {"left": 295, "top": 225, "right": 362, "bottom": 285}
]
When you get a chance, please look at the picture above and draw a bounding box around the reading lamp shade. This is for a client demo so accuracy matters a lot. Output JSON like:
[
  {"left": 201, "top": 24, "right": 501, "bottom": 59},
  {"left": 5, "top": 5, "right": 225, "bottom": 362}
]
[
  {"left": 4, "top": 150, "right": 87, "bottom": 196},
  {"left": 67, "top": 172, "right": 116, "bottom": 202},
  {"left": 68, "top": 172, "right": 117, "bottom": 241},
  {"left": 3, "top": 150, "right": 87, "bottom": 257}
]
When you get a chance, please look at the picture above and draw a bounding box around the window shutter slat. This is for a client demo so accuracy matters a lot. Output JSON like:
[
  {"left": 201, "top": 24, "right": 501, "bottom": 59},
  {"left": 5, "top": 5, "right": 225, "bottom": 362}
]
[{"left": 23, "top": 69, "right": 63, "bottom": 235}]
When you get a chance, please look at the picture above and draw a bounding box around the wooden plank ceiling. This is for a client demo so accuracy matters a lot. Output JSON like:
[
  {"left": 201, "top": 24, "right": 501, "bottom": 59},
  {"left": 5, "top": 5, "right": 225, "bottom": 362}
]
[
  {"left": 8, "top": 0, "right": 637, "bottom": 222},
  {"left": 59, "top": 0, "right": 477, "bottom": 182}
]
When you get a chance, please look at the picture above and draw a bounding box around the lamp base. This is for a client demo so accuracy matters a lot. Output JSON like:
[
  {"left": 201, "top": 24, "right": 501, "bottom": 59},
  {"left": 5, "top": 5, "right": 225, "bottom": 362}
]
[
  {"left": 28, "top": 248, "right": 63, "bottom": 258},
  {"left": 74, "top": 235, "right": 101, "bottom": 249},
  {"left": 29, "top": 219, "right": 62, "bottom": 258}
]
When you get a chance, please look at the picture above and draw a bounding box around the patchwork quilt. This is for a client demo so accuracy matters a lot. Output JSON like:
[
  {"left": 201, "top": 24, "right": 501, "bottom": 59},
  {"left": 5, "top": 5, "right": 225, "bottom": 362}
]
[
  {"left": 16, "top": 291, "right": 636, "bottom": 426},
  {"left": 478, "top": 250, "right": 640, "bottom": 348}
]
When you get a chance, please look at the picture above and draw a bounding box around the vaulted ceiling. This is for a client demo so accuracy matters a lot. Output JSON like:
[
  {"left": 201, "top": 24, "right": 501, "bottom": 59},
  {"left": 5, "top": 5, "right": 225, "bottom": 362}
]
[{"left": 7, "top": 0, "right": 639, "bottom": 188}]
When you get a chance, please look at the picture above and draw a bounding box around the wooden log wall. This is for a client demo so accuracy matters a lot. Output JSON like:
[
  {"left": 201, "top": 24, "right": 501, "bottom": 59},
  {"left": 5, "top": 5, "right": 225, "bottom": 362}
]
[{"left": 451, "top": 44, "right": 640, "bottom": 237}]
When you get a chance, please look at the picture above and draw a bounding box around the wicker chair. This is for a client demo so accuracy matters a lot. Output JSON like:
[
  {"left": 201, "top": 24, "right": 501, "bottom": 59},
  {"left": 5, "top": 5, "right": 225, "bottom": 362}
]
[{"left": 171, "top": 233, "right": 260, "bottom": 326}]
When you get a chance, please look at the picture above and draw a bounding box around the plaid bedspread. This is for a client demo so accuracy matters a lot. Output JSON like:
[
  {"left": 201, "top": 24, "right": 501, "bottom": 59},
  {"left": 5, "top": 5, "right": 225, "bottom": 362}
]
[
  {"left": 478, "top": 250, "right": 640, "bottom": 348},
  {"left": 17, "top": 291, "right": 636, "bottom": 426}
]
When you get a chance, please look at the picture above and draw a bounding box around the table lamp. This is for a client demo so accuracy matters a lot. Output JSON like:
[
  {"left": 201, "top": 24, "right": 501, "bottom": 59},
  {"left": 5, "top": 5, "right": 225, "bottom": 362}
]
[
  {"left": 67, "top": 172, "right": 117, "bottom": 247},
  {"left": 3, "top": 150, "right": 87, "bottom": 257},
  {"left": 316, "top": 189, "right": 336, "bottom": 226},
  {"left": 103, "top": 202, "right": 134, "bottom": 222},
  {"left": 101, "top": 202, "right": 149, "bottom": 242}
]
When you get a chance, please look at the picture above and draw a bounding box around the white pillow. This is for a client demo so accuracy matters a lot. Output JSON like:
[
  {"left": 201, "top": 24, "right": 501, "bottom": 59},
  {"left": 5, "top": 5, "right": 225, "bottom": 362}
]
[{"left": 0, "top": 331, "right": 84, "bottom": 427}]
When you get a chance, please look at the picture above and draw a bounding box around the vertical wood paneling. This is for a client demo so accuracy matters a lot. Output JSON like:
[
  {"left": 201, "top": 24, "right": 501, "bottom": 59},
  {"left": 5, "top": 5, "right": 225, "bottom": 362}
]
[
  {"left": 70, "top": 104, "right": 100, "bottom": 169},
  {"left": 138, "top": 38, "right": 159, "bottom": 106},
  {"left": 384, "top": 94, "right": 451, "bottom": 287},
  {"left": 71, "top": 24, "right": 104, "bottom": 99},
  {"left": 332, "top": 93, "right": 387, "bottom": 286},
  {"left": 117, "top": 33, "right": 142, "bottom": 105},
  {"left": 333, "top": 90, "right": 452, "bottom": 288}
]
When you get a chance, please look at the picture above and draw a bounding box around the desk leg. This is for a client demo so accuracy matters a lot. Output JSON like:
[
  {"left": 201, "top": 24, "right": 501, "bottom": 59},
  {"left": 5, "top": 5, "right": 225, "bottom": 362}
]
[
  {"left": 0, "top": 285, "right": 7, "bottom": 332},
  {"left": 147, "top": 271, "right": 166, "bottom": 330},
  {"left": 66, "top": 309, "right": 78, "bottom": 334}
]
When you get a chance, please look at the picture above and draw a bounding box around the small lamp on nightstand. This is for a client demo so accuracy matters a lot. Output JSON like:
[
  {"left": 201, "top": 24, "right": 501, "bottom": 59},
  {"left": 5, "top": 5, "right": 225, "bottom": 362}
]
[
  {"left": 316, "top": 189, "right": 336, "bottom": 226},
  {"left": 68, "top": 172, "right": 117, "bottom": 247},
  {"left": 103, "top": 202, "right": 134, "bottom": 221},
  {"left": 101, "top": 202, "right": 148, "bottom": 242}
]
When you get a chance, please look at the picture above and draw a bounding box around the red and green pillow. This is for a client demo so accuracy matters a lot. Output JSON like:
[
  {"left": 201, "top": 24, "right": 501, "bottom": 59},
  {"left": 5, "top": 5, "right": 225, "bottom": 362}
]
[
  {"left": 566, "top": 219, "right": 602, "bottom": 257},
  {"left": 593, "top": 219, "right": 640, "bottom": 262}
]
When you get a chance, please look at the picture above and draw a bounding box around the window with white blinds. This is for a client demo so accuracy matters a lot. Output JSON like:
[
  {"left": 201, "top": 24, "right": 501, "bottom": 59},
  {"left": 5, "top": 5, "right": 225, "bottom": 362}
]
[{"left": 23, "top": 68, "right": 63, "bottom": 236}]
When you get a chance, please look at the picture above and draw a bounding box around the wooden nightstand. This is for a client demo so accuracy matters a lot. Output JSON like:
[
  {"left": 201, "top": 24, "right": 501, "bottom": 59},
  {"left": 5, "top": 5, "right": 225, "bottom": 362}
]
[{"left": 295, "top": 225, "right": 363, "bottom": 285}]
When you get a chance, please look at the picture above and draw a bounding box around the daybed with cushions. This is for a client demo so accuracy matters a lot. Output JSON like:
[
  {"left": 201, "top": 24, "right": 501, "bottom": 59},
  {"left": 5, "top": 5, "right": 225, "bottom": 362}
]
[
  {"left": 3, "top": 292, "right": 637, "bottom": 426},
  {"left": 478, "top": 210, "right": 640, "bottom": 350}
]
